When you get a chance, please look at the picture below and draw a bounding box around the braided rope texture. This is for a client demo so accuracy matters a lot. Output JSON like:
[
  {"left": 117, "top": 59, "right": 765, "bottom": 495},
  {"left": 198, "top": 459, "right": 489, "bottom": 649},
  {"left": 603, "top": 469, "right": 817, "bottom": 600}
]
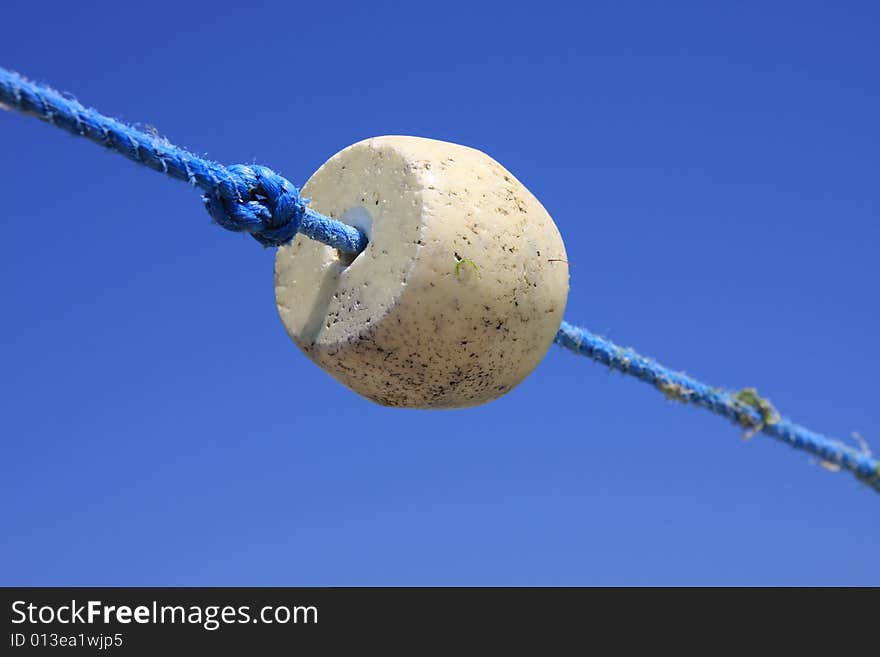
[
  {"left": 2, "top": 66, "right": 875, "bottom": 493},
  {"left": 556, "top": 322, "right": 880, "bottom": 492},
  {"left": 0, "top": 68, "right": 366, "bottom": 252}
]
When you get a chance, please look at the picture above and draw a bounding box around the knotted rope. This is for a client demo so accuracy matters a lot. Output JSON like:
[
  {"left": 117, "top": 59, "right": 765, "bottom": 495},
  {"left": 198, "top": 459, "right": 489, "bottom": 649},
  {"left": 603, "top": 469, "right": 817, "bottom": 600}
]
[
  {"left": 2, "top": 66, "right": 876, "bottom": 493},
  {"left": 0, "top": 68, "right": 366, "bottom": 252}
]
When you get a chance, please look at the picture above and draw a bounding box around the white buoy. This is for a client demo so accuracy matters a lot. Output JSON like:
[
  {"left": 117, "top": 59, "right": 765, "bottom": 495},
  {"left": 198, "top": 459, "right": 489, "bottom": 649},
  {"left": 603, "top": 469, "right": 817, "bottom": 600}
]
[{"left": 275, "top": 136, "right": 568, "bottom": 408}]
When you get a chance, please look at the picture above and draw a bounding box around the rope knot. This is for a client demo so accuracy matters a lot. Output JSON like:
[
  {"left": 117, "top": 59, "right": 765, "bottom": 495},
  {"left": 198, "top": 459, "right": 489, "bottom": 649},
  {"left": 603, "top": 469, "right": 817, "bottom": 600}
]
[{"left": 202, "top": 164, "right": 306, "bottom": 247}]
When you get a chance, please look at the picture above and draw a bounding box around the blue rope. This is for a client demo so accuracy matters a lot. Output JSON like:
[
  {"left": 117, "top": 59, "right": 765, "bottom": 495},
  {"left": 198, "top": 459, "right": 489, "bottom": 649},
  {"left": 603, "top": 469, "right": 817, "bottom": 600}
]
[
  {"left": 2, "top": 67, "right": 876, "bottom": 493},
  {"left": 0, "top": 68, "right": 366, "bottom": 252},
  {"left": 555, "top": 322, "right": 880, "bottom": 492}
]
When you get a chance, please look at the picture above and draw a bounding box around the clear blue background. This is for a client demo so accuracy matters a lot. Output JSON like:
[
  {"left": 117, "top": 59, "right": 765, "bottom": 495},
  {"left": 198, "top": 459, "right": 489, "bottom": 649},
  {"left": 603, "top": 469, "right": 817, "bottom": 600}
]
[{"left": 2, "top": 1, "right": 878, "bottom": 585}]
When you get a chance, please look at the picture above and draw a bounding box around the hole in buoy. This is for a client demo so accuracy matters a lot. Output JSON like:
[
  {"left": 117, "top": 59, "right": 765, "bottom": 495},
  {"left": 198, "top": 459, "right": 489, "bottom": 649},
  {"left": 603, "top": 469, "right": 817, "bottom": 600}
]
[
  {"left": 337, "top": 249, "right": 358, "bottom": 267},
  {"left": 337, "top": 206, "right": 373, "bottom": 267}
]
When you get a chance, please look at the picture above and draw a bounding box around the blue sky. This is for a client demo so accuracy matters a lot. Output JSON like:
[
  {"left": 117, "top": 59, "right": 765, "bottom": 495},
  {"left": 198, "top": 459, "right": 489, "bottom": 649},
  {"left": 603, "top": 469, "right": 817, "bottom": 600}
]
[{"left": 1, "top": 1, "right": 878, "bottom": 585}]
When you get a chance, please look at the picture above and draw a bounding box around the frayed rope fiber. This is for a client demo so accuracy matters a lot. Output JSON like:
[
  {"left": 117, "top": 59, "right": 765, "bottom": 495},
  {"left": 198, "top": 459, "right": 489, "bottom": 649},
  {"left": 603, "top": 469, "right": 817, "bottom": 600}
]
[
  {"left": 2, "top": 66, "right": 877, "bottom": 493},
  {"left": 556, "top": 322, "right": 880, "bottom": 492},
  {"left": 0, "top": 68, "right": 366, "bottom": 252}
]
